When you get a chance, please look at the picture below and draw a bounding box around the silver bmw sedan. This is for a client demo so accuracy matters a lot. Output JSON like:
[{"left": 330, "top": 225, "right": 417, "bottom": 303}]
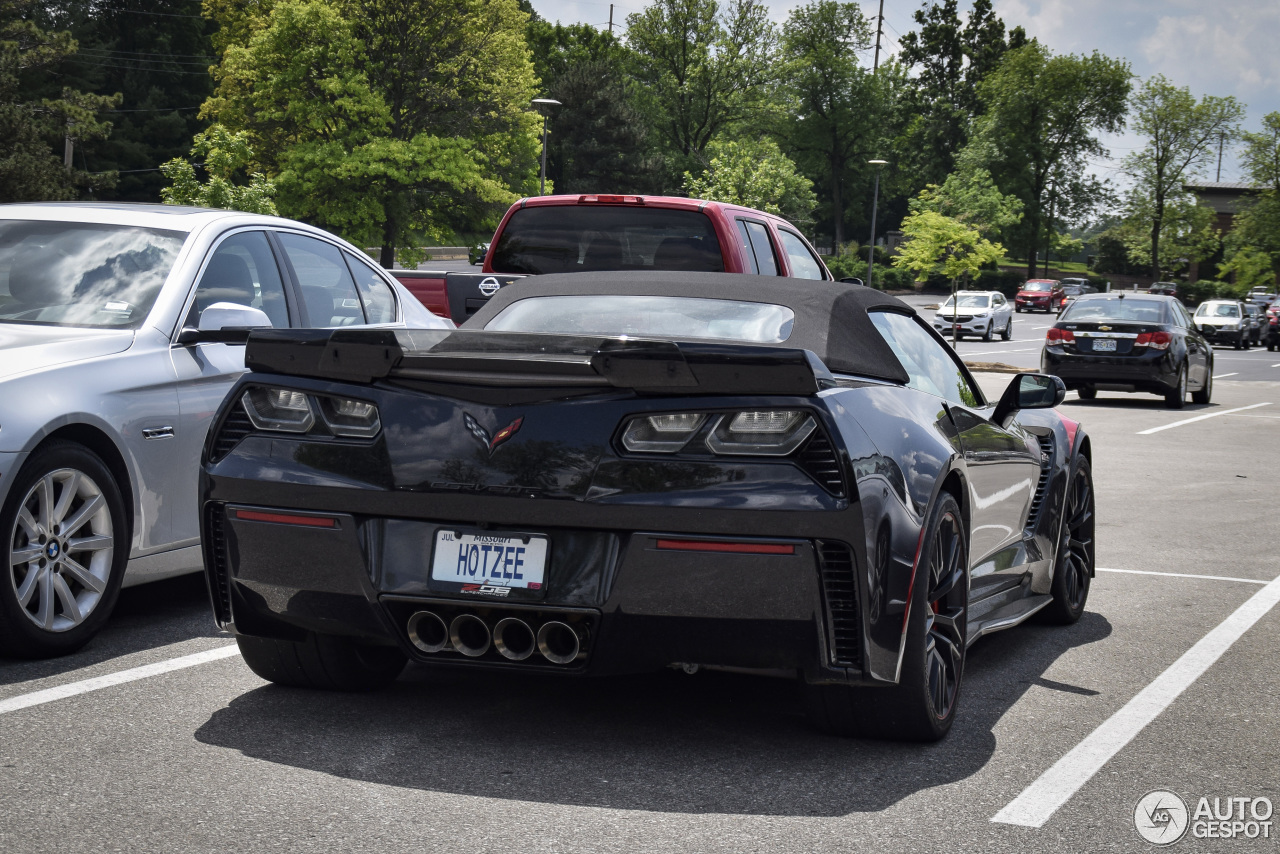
[{"left": 0, "top": 203, "right": 452, "bottom": 658}]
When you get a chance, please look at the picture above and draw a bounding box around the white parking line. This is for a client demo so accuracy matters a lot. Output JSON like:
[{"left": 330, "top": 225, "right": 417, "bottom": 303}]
[
  {"left": 962, "top": 347, "right": 1040, "bottom": 356},
  {"left": 1097, "top": 567, "right": 1267, "bottom": 585},
  {"left": 992, "top": 571, "right": 1280, "bottom": 828},
  {"left": 1137, "top": 402, "right": 1272, "bottom": 435},
  {"left": 0, "top": 644, "right": 241, "bottom": 716},
  {"left": 1212, "top": 372, "right": 1238, "bottom": 379}
]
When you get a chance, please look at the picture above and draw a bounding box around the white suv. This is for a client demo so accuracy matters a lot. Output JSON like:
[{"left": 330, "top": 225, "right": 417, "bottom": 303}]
[{"left": 933, "top": 291, "right": 1014, "bottom": 341}]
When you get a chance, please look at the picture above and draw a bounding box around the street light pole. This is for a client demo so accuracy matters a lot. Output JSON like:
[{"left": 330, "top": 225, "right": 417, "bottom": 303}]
[
  {"left": 532, "top": 98, "right": 561, "bottom": 196},
  {"left": 866, "top": 159, "right": 888, "bottom": 289}
]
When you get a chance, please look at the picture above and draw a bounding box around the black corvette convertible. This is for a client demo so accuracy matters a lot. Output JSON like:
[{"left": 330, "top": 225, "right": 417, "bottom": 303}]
[{"left": 199, "top": 272, "right": 1095, "bottom": 741}]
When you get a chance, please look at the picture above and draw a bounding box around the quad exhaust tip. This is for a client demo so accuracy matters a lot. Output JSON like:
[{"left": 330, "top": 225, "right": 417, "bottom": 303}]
[
  {"left": 536, "top": 620, "right": 581, "bottom": 665},
  {"left": 493, "top": 617, "right": 536, "bottom": 661},
  {"left": 449, "top": 613, "right": 492, "bottom": 658},
  {"left": 406, "top": 611, "right": 449, "bottom": 654}
]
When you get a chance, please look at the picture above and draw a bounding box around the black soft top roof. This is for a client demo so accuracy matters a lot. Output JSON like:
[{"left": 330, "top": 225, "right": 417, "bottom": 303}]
[{"left": 463, "top": 271, "right": 913, "bottom": 384}]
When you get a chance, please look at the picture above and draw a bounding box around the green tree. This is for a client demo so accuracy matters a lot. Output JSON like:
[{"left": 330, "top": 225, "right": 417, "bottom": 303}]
[
  {"left": 892, "top": 208, "right": 1003, "bottom": 285},
  {"left": 0, "top": 0, "right": 120, "bottom": 201},
  {"left": 160, "top": 124, "right": 276, "bottom": 213},
  {"left": 968, "top": 43, "right": 1130, "bottom": 278},
  {"left": 1222, "top": 112, "right": 1280, "bottom": 284},
  {"left": 909, "top": 164, "right": 1022, "bottom": 239},
  {"left": 1110, "top": 192, "right": 1217, "bottom": 278},
  {"left": 683, "top": 136, "right": 817, "bottom": 225},
  {"left": 895, "top": 0, "right": 1025, "bottom": 187},
  {"left": 774, "top": 1, "right": 870, "bottom": 247},
  {"left": 626, "top": 0, "right": 777, "bottom": 179},
  {"left": 205, "top": 0, "right": 537, "bottom": 265},
  {"left": 1218, "top": 245, "right": 1274, "bottom": 290},
  {"left": 1122, "top": 75, "right": 1244, "bottom": 280},
  {"left": 1240, "top": 110, "right": 1280, "bottom": 193}
]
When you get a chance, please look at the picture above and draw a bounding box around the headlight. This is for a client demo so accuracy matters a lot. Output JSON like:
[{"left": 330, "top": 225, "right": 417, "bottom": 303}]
[
  {"left": 1223, "top": 323, "right": 1239, "bottom": 331},
  {"left": 621, "top": 413, "right": 706, "bottom": 452},
  {"left": 242, "top": 388, "right": 314, "bottom": 432},
  {"left": 318, "top": 395, "right": 381, "bottom": 438},
  {"left": 705, "top": 410, "right": 816, "bottom": 456}
]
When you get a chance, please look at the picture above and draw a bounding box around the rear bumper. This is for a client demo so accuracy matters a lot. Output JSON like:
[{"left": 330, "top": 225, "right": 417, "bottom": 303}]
[
  {"left": 1041, "top": 348, "right": 1179, "bottom": 393},
  {"left": 202, "top": 499, "right": 872, "bottom": 685}
]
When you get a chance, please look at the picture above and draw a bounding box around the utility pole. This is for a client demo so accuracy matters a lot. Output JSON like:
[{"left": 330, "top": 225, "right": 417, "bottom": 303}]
[
  {"left": 608, "top": 4, "right": 614, "bottom": 34},
  {"left": 872, "top": 0, "right": 885, "bottom": 72},
  {"left": 63, "top": 119, "right": 74, "bottom": 169},
  {"left": 1216, "top": 131, "right": 1225, "bottom": 182}
]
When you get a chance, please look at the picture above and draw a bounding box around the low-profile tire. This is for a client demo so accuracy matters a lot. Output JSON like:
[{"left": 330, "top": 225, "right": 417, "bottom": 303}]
[
  {"left": 1191, "top": 367, "right": 1213, "bottom": 405},
  {"left": 1076, "top": 386, "right": 1097, "bottom": 400},
  {"left": 0, "top": 441, "right": 130, "bottom": 659},
  {"left": 806, "top": 492, "right": 967, "bottom": 742},
  {"left": 236, "top": 632, "right": 407, "bottom": 691},
  {"left": 1039, "top": 456, "right": 1095, "bottom": 625},
  {"left": 1164, "top": 365, "right": 1187, "bottom": 409},
  {"left": 1001, "top": 318, "right": 1012, "bottom": 341},
  {"left": 982, "top": 321, "right": 993, "bottom": 342}
]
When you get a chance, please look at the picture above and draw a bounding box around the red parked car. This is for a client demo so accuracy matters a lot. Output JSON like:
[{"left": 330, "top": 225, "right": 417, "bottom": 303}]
[
  {"left": 392, "top": 194, "right": 833, "bottom": 323},
  {"left": 1015, "top": 279, "right": 1063, "bottom": 313}
]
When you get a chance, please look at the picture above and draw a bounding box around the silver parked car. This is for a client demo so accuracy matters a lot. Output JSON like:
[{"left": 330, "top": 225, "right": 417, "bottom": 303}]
[
  {"left": 0, "top": 203, "right": 451, "bottom": 658},
  {"left": 933, "top": 290, "right": 1014, "bottom": 341}
]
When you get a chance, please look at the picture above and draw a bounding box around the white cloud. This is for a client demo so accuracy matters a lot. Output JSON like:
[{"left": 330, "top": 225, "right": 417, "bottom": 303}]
[{"left": 1141, "top": 8, "right": 1280, "bottom": 96}]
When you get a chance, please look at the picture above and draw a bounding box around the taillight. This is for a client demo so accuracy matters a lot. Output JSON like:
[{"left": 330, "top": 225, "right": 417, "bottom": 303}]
[
  {"left": 1045, "top": 327, "right": 1075, "bottom": 344},
  {"left": 1135, "top": 331, "right": 1171, "bottom": 350},
  {"left": 577, "top": 194, "right": 645, "bottom": 205}
]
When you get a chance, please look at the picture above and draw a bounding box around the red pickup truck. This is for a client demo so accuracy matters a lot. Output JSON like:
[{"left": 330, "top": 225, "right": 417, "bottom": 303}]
[{"left": 392, "top": 194, "right": 833, "bottom": 322}]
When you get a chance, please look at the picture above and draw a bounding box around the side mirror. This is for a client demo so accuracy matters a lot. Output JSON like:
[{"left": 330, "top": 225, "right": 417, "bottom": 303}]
[
  {"left": 993, "top": 372, "right": 1067, "bottom": 424},
  {"left": 840, "top": 277, "right": 865, "bottom": 286},
  {"left": 176, "top": 302, "right": 273, "bottom": 344}
]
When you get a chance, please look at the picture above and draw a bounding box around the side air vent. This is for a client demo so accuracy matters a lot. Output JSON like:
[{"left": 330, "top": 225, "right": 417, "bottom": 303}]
[
  {"left": 1025, "top": 433, "right": 1053, "bottom": 530},
  {"left": 205, "top": 505, "right": 232, "bottom": 626},
  {"left": 817, "top": 540, "right": 862, "bottom": 668},
  {"left": 795, "top": 432, "right": 846, "bottom": 496},
  {"left": 211, "top": 405, "right": 253, "bottom": 462}
]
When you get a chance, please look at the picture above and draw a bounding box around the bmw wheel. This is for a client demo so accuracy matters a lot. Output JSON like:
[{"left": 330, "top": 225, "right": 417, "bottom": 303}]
[
  {"left": 1040, "top": 457, "right": 1094, "bottom": 625},
  {"left": 0, "top": 442, "right": 129, "bottom": 658},
  {"left": 806, "top": 492, "right": 968, "bottom": 741}
]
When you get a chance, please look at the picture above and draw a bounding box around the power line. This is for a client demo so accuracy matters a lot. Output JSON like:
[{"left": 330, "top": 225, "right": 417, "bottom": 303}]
[
  {"left": 112, "top": 8, "right": 206, "bottom": 20},
  {"left": 100, "top": 105, "right": 202, "bottom": 112},
  {"left": 74, "top": 50, "right": 213, "bottom": 67},
  {"left": 79, "top": 46, "right": 215, "bottom": 60}
]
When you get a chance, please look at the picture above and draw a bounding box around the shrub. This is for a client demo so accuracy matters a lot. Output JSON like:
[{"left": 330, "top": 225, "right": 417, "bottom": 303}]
[{"left": 972, "top": 270, "right": 1024, "bottom": 297}]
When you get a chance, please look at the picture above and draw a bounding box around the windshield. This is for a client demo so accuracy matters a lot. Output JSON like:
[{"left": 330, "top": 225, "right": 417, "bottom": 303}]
[
  {"left": 1022, "top": 282, "right": 1053, "bottom": 292},
  {"left": 941, "top": 295, "right": 991, "bottom": 310},
  {"left": 1195, "top": 303, "right": 1240, "bottom": 318},
  {"left": 489, "top": 206, "right": 723, "bottom": 275},
  {"left": 1061, "top": 298, "right": 1168, "bottom": 324},
  {"left": 0, "top": 221, "right": 185, "bottom": 328},
  {"left": 485, "top": 295, "right": 794, "bottom": 344}
]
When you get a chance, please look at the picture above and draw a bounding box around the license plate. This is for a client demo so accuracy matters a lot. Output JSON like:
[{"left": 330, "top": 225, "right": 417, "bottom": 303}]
[
  {"left": 1093, "top": 338, "right": 1117, "bottom": 352},
  {"left": 431, "top": 530, "right": 548, "bottom": 590}
]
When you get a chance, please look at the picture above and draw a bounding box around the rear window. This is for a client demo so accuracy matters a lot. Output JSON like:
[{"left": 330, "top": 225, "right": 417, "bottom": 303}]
[
  {"left": 1061, "top": 298, "right": 1169, "bottom": 324},
  {"left": 489, "top": 206, "right": 724, "bottom": 275},
  {"left": 485, "top": 295, "right": 793, "bottom": 343}
]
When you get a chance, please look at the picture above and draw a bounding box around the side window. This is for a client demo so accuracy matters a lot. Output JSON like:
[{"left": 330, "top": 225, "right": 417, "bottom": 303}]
[
  {"left": 276, "top": 233, "right": 366, "bottom": 327},
  {"left": 186, "top": 231, "right": 289, "bottom": 329},
  {"left": 778, "top": 229, "right": 824, "bottom": 280},
  {"left": 742, "top": 220, "right": 778, "bottom": 276},
  {"left": 1172, "top": 302, "right": 1191, "bottom": 328},
  {"left": 868, "top": 311, "right": 982, "bottom": 408},
  {"left": 993, "top": 294, "right": 1005, "bottom": 307},
  {"left": 344, "top": 252, "right": 398, "bottom": 325},
  {"left": 735, "top": 220, "right": 759, "bottom": 274}
]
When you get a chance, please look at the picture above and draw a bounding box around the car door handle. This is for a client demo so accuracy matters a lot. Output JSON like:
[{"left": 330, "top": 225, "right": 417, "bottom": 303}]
[{"left": 142, "top": 426, "right": 175, "bottom": 440}]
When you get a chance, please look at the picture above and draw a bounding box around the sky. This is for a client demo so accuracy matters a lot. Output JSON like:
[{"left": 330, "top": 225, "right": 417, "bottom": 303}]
[{"left": 531, "top": 0, "right": 1280, "bottom": 184}]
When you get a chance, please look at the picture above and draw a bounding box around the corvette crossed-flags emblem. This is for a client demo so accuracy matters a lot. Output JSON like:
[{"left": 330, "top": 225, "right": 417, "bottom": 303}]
[{"left": 464, "top": 413, "right": 524, "bottom": 456}]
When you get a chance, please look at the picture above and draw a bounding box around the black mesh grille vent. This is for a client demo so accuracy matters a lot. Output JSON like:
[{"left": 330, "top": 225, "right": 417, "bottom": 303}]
[
  {"left": 206, "top": 505, "right": 232, "bottom": 626},
  {"left": 211, "top": 404, "right": 253, "bottom": 462},
  {"left": 795, "top": 432, "right": 846, "bottom": 496},
  {"left": 817, "top": 540, "right": 862, "bottom": 668},
  {"left": 1025, "top": 433, "right": 1054, "bottom": 530}
]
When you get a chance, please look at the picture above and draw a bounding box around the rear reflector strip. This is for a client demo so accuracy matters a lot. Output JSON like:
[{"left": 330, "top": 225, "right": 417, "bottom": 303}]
[
  {"left": 655, "top": 539, "right": 795, "bottom": 555},
  {"left": 232, "top": 509, "right": 338, "bottom": 528}
]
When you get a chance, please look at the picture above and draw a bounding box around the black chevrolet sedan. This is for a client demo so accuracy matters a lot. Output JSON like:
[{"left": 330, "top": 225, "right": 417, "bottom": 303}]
[
  {"left": 1041, "top": 293, "right": 1212, "bottom": 408},
  {"left": 200, "top": 273, "right": 1096, "bottom": 742}
]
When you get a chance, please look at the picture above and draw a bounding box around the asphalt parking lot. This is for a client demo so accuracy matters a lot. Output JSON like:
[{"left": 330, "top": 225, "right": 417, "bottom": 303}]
[{"left": 1, "top": 369, "right": 1277, "bottom": 852}]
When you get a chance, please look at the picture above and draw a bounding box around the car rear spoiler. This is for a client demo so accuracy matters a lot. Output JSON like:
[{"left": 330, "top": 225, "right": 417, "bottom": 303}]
[{"left": 244, "top": 328, "right": 829, "bottom": 395}]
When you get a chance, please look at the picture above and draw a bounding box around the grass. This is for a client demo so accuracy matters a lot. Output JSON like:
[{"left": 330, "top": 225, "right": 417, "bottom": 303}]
[{"left": 999, "top": 257, "right": 1090, "bottom": 274}]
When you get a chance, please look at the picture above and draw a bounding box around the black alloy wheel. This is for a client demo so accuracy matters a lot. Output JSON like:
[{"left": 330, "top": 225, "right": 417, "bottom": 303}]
[
  {"left": 1040, "top": 456, "right": 1095, "bottom": 624},
  {"left": 1076, "top": 386, "right": 1097, "bottom": 400},
  {"left": 806, "top": 492, "right": 968, "bottom": 741},
  {"left": 1164, "top": 364, "right": 1187, "bottom": 409}
]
